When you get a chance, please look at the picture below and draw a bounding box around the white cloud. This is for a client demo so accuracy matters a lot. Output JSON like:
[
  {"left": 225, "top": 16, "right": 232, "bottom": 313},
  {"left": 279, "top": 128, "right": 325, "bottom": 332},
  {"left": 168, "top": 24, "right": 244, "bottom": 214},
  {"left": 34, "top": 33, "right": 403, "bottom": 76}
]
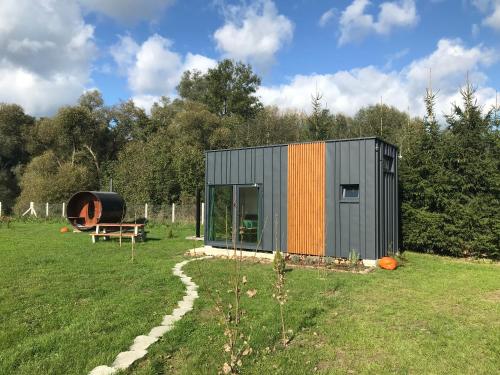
[
  {"left": 111, "top": 34, "right": 217, "bottom": 110},
  {"left": 258, "top": 39, "right": 498, "bottom": 118},
  {"left": 110, "top": 35, "right": 140, "bottom": 73},
  {"left": 485, "top": 7, "right": 500, "bottom": 29},
  {"left": 183, "top": 53, "right": 219, "bottom": 74},
  {"left": 319, "top": 8, "right": 336, "bottom": 27},
  {"left": 258, "top": 67, "right": 407, "bottom": 116},
  {"left": 0, "top": 0, "right": 96, "bottom": 116},
  {"left": 472, "top": 0, "right": 500, "bottom": 30},
  {"left": 131, "top": 94, "right": 161, "bottom": 113},
  {"left": 338, "top": 0, "right": 418, "bottom": 45},
  {"left": 384, "top": 48, "right": 410, "bottom": 69},
  {"left": 78, "top": 0, "right": 175, "bottom": 23},
  {"left": 213, "top": 0, "right": 293, "bottom": 70},
  {"left": 404, "top": 39, "right": 495, "bottom": 89},
  {"left": 129, "top": 35, "right": 182, "bottom": 95},
  {"left": 483, "top": 0, "right": 500, "bottom": 31}
]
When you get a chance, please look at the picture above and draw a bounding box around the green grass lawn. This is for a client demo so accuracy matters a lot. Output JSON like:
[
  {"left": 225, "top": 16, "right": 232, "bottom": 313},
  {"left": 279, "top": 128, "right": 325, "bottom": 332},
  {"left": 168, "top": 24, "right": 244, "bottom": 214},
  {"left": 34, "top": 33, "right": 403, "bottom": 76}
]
[{"left": 1, "top": 222, "right": 499, "bottom": 374}]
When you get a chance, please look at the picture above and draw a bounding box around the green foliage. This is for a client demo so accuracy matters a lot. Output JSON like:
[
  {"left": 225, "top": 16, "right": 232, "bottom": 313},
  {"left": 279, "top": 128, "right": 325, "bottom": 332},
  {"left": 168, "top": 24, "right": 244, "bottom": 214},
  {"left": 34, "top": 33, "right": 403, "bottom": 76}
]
[
  {"left": 353, "top": 103, "right": 412, "bottom": 144},
  {"left": 14, "top": 151, "right": 96, "bottom": 213},
  {"left": 0, "top": 103, "right": 34, "bottom": 212},
  {"left": 109, "top": 99, "right": 154, "bottom": 143},
  {"left": 233, "top": 106, "right": 306, "bottom": 147},
  {"left": 173, "top": 144, "right": 205, "bottom": 194},
  {"left": 307, "top": 91, "right": 333, "bottom": 141},
  {"left": 108, "top": 134, "right": 179, "bottom": 205},
  {"left": 0, "top": 103, "right": 33, "bottom": 166},
  {"left": 348, "top": 249, "right": 359, "bottom": 268},
  {"left": 78, "top": 89, "right": 104, "bottom": 112},
  {"left": 177, "top": 59, "right": 262, "bottom": 119},
  {"left": 0, "top": 169, "right": 18, "bottom": 211},
  {"left": 401, "top": 84, "right": 500, "bottom": 258},
  {"left": 167, "top": 226, "right": 174, "bottom": 238}
]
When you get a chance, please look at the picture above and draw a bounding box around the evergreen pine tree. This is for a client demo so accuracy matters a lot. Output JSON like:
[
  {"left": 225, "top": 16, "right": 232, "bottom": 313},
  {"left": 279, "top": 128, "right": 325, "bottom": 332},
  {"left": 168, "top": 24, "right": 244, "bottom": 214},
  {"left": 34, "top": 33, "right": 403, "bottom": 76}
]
[
  {"left": 441, "top": 83, "right": 500, "bottom": 257},
  {"left": 400, "top": 87, "right": 448, "bottom": 253},
  {"left": 307, "top": 91, "right": 332, "bottom": 141}
]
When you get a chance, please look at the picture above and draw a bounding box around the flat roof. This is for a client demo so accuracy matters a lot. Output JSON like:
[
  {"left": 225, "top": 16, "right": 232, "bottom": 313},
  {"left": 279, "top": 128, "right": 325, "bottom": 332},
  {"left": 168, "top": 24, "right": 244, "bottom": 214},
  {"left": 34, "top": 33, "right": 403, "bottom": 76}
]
[{"left": 205, "top": 136, "right": 398, "bottom": 153}]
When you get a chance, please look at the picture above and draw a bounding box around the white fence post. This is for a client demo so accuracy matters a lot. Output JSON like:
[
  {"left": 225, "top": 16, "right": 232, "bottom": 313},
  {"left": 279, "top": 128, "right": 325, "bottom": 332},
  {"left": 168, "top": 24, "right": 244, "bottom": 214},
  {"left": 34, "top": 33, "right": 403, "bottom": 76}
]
[
  {"left": 62, "top": 202, "right": 66, "bottom": 218},
  {"left": 22, "top": 202, "right": 37, "bottom": 217},
  {"left": 0, "top": 202, "right": 2, "bottom": 217},
  {"left": 172, "top": 203, "right": 175, "bottom": 223},
  {"left": 144, "top": 203, "right": 148, "bottom": 219},
  {"left": 45, "top": 203, "right": 49, "bottom": 217},
  {"left": 201, "top": 202, "right": 205, "bottom": 225}
]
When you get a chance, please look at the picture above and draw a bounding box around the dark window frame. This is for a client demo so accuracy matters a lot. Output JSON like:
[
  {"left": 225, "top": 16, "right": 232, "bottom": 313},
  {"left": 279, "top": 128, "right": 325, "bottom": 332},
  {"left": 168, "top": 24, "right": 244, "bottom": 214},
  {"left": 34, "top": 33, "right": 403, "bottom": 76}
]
[
  {"left": 236, "top": 184, "right": 262, "bottom": 246},
  {"left": 340, "top": 184, "right": 360, "bottom": 202},
  {"left": 383, "top": 155, "right": 394, "bottom": 173},
  {"left": 207, "top": 184, "right": 235, "bottom": 245}
]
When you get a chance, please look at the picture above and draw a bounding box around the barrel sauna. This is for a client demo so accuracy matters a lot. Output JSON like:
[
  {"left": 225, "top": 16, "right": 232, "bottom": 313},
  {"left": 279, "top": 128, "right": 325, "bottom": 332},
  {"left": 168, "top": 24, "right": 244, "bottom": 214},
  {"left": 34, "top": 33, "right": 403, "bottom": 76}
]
[{"left": 66, "top": 191, "right": 126, "bottom": 230}]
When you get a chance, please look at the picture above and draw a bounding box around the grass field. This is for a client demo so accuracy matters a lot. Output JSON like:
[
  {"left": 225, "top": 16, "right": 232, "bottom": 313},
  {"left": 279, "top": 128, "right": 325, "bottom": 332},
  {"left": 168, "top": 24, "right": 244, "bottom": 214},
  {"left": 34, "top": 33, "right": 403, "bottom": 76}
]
[{"left": 0, "top": 222, "right": 499, "bottom": 374}]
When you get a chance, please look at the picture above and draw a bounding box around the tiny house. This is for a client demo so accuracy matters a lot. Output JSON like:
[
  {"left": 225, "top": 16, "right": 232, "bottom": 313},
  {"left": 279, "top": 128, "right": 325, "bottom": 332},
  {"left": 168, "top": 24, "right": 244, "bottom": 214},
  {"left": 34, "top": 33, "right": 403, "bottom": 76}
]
[{"left": 204, "top": 137, "right": 399, "bottom": 260}]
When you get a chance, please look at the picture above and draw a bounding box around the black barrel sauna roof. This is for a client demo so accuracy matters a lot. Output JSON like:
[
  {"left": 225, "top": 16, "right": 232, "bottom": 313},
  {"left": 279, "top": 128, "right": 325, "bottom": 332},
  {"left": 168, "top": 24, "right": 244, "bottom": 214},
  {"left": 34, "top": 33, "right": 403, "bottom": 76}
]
[{"left": 67, "top": 191, "right": 126, "bottom": 230}]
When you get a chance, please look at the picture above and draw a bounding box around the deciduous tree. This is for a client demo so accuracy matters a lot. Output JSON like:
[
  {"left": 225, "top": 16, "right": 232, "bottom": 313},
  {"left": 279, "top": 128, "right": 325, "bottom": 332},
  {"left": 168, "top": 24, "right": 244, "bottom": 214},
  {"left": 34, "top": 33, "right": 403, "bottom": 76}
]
[{"left": 178, "top": 59, "right": 262, "bottom": 119}]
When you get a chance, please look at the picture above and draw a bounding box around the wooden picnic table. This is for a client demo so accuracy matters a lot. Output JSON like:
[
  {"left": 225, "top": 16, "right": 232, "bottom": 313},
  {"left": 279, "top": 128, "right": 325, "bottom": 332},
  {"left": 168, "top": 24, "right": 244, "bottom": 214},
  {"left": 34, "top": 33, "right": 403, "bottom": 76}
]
[{"left": 90, "top": 223, "right": 146, "bottom": 245}]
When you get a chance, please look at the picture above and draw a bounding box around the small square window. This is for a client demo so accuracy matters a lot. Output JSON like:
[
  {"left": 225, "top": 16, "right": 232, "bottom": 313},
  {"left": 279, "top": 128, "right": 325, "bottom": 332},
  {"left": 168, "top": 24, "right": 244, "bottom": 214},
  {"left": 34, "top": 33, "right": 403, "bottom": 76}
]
[
  {"left": 341, "top": 184, "right": 359, "bottom": 199},
  {"left": 384, "top": 156, "right": 394, "bottom": 173}
]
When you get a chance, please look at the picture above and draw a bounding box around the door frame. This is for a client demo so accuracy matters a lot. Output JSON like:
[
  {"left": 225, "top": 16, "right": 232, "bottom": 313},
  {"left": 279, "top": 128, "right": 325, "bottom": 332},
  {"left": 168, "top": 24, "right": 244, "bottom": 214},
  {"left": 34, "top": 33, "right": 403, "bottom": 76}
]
[{"left": 206, "top": 183, "right": 262, "bottom": 250}]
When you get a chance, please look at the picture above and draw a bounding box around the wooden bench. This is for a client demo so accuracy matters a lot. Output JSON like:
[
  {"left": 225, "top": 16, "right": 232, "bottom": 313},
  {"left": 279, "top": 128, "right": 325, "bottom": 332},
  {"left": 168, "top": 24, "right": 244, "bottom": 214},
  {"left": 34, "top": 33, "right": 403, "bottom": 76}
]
[{"left": 90, "top": 223, "right": 146, "bottom": 245}]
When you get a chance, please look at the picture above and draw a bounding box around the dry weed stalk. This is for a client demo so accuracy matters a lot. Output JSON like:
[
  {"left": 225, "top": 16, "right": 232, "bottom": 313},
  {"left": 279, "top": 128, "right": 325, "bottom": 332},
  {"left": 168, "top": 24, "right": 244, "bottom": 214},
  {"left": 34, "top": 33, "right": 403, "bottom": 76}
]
[
  {"left": 273, "top": 249, "right": 288, "bottom": 347},
  {"left": 191, "top": 205, "right": 270, "bottom": 374},
  {"left": 273, "top": 216, "right": 289, "bottom": 346}
]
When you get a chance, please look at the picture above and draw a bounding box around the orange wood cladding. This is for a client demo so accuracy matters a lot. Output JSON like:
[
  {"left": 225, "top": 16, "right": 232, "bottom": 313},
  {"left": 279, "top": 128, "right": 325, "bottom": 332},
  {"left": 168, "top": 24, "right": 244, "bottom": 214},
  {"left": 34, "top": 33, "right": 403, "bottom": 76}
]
[{"left": 287, "top": 142, "right": 326, "bottom": 255}]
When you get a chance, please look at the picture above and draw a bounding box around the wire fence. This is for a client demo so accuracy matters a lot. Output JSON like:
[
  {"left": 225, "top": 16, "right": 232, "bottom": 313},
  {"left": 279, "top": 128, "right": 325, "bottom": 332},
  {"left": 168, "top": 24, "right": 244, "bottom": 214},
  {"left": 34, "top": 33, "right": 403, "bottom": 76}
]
[{"left": 1, "top": 201, "right": 202, "bottom": 225}]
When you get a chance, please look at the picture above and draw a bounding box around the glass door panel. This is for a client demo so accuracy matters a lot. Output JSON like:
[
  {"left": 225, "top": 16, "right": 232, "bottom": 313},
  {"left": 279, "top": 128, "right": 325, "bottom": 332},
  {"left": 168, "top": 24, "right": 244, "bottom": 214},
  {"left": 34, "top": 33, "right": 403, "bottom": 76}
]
[
  {"left": 208, "top": 185, "right": 234, "bottom": 243},
  {"left": 238, "top": 186, "right": 260, "bottom": 244}
]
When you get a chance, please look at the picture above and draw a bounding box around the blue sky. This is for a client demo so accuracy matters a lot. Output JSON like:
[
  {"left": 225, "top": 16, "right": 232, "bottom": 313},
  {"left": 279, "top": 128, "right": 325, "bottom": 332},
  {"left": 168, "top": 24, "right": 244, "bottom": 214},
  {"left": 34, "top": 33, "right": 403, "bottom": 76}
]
[{"left": 1, "top": 0, "right": 499, "bottom": 117}]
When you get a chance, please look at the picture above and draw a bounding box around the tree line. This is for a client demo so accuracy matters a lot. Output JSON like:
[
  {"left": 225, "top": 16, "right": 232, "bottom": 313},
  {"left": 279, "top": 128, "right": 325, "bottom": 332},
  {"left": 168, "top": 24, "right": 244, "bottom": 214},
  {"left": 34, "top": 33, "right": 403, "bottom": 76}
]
[{"left": 0, "top": 59, "right": 498, "bottom": 258}]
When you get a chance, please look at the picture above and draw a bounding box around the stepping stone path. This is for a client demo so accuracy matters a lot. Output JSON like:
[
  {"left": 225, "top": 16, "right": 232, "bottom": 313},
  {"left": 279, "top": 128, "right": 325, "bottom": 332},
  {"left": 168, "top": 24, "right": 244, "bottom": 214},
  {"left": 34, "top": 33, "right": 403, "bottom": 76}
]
[{"left": 89, "top": 256, "right": 211, "bottom": 375}]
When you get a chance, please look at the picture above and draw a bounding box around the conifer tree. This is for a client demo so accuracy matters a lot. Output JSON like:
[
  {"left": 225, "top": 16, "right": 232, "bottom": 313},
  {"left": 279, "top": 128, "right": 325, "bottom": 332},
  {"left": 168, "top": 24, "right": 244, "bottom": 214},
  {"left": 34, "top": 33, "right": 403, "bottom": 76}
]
[
  {"left": 400, "top": 87, "right": 448, "bottom": 252},
  {"left": 441, "top": 83, "right": 500, "bottom": 257},
  {"left": 307, "top": 91, "right": 332, "bottom": 140}
]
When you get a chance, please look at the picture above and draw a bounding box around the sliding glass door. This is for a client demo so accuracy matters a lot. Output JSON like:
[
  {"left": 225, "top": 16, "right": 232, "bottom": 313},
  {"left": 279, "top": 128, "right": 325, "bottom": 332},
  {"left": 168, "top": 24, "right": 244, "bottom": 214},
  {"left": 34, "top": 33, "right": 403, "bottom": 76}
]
[
  {"left": 207, "top": 184, "right": 261, "bottom": 248},
  {"left": 207, "top": 185, "right": 233, "bottom": 244},
  {"left": 237, "top": 186, "right": 260, "bottom": 245}
]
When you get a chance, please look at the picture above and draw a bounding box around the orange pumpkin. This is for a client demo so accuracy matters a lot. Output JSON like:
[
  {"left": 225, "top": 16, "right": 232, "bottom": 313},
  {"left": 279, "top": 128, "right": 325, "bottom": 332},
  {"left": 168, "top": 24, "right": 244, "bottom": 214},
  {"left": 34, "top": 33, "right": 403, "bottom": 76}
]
[
  {"left": 379, "top": 256, "right": 397, "bottom": 270},
  {"left": 60, "top": 226, "right": 69, "bottom": 233}
]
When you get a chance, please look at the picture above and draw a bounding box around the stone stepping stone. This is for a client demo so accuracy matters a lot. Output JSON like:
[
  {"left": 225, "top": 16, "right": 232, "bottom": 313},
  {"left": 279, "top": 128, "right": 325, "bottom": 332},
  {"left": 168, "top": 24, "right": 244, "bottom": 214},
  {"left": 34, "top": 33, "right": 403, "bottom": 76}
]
[
  {"left": 130, "top": 335, "right": 158, "bottom": 351},
  {"left": 148, "top": 324, "right": 173, "bottom": 338},
  {"left": 89, "top": 365, "right": 116, "bottom": 375},
  {"left": 112, "top": 350, "right": 148, "bottom": 369}
]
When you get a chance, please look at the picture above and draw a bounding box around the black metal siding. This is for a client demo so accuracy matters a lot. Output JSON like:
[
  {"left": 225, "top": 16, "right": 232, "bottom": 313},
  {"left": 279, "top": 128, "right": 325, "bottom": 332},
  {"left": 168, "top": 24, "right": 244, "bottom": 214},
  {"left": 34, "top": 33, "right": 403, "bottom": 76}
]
[
  {"left": 326, "top": 139, "right": 377, "bottom": 259},
  {"left": 205, "top": 145, "right": 288, "bottom": 252},
  {"left": 377, "top": 140, "right": 399, "bottom": 256}
]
